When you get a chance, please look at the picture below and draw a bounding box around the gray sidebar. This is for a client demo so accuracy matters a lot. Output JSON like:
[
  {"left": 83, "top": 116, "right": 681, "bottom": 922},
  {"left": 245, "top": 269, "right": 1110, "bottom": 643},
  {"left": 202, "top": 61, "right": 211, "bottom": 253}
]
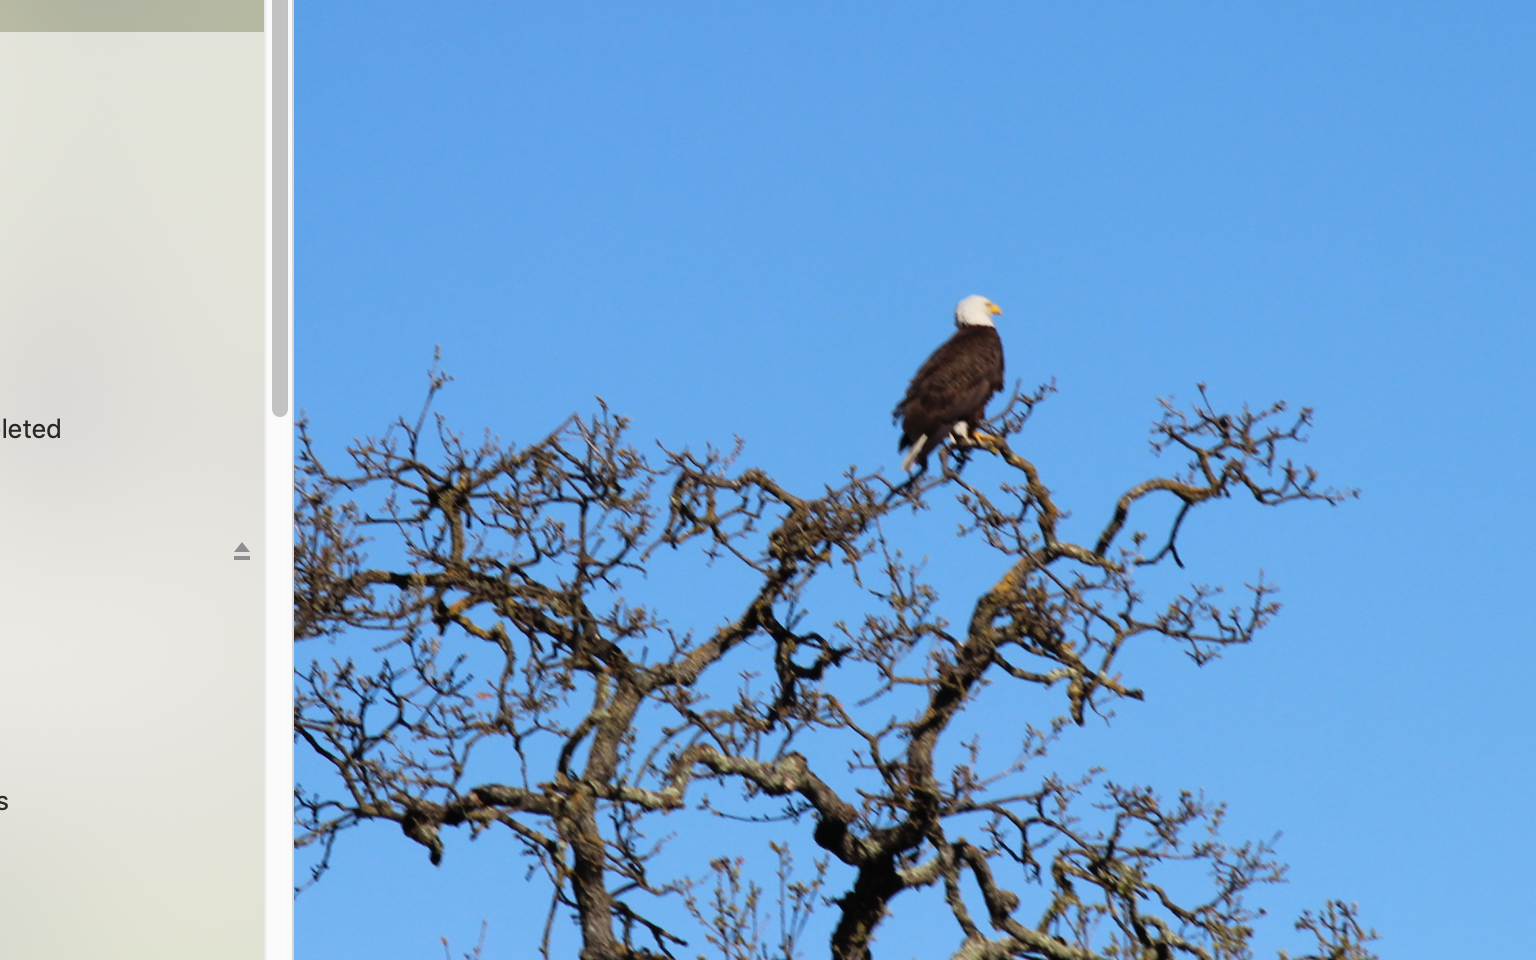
[{"left": 272, "top": 0, "right": 289, "bottom": 417}]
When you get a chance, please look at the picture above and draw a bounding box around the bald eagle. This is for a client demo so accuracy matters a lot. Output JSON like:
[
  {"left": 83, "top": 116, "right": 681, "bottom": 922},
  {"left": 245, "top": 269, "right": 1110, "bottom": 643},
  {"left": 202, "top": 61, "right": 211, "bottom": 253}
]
[{"left": 893, "top": 295, "right": 1004, "bottom": 473}]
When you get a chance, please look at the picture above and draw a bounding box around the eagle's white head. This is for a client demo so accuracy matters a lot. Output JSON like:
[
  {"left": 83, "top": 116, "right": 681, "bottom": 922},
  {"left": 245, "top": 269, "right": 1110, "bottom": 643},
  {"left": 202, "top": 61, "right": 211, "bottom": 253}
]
[{"left": 955, "top": 295, "right": 1003, "bottom": 328}]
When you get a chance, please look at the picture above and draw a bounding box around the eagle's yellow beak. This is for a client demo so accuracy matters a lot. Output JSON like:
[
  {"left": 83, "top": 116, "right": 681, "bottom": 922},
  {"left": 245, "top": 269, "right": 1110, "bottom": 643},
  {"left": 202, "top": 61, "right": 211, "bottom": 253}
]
[{"left": 988, "top": 302, "right": 1003, "bottom": 315}]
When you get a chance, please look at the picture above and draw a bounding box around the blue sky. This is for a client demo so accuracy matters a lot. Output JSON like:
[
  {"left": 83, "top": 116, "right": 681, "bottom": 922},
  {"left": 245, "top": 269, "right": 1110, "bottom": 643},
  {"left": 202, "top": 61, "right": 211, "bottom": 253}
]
[{"left": 296, "top": 4, "right": 1535, "bottom": 957}]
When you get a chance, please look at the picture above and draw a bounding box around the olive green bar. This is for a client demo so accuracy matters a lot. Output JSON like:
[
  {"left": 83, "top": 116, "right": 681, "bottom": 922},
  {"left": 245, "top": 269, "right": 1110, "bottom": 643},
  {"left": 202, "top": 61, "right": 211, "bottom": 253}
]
[{"left": 0, "top": 0, "right": 262, "bottom": 32}]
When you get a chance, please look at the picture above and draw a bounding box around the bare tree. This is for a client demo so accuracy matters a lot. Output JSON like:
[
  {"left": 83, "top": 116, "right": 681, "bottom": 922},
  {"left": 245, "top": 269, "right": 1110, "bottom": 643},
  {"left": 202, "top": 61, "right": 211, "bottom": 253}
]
[{"left": 294, "top": 363, "right": 1370, "bottom": 960}]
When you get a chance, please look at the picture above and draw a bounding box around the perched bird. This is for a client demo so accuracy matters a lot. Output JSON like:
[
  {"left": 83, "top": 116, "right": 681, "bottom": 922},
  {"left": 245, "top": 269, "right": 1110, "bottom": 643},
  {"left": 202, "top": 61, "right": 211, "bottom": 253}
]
[{"left": 893, "top": 295, "right": 1005, "bottom": 473}]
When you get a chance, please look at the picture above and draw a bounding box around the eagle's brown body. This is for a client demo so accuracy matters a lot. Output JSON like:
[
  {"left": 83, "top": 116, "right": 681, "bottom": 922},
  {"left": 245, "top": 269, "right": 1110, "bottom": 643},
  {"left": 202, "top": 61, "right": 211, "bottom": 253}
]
[{"left": 894, "top": 323, "right": 1004, "bottom": 472}]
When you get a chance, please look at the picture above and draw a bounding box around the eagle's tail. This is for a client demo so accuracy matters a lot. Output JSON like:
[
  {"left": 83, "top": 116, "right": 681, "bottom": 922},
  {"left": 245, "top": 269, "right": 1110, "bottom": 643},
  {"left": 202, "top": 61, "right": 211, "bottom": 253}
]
[{"left": 900, "top": 434, "right": 928, "bottom": 473}]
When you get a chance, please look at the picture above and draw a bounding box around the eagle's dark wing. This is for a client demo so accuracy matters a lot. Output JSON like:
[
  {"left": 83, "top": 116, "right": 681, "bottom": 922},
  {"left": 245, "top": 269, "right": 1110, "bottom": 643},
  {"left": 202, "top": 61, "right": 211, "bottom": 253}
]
[{"left": 894, "top": 326, "right": 1004, "bottom": 468}]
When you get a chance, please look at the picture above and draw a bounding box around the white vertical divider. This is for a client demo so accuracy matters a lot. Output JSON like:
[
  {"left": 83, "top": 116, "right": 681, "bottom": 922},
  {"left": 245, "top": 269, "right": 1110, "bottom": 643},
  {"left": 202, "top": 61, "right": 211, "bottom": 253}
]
[{"left": 266, "top": 0, "right": 295, "bottom": 956}]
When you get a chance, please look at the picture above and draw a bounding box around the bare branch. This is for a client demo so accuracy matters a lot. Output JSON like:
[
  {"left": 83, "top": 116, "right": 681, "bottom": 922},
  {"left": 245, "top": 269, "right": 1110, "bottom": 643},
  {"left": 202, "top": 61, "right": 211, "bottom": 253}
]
[{"left": 295, "top": 369, "right": 1360, "bottom": 960}]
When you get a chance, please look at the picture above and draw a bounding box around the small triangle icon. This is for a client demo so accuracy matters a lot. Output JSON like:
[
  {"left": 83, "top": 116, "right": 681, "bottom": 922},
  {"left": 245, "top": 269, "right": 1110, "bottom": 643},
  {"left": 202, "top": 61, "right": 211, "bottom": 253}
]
[{"left": 234, "top": 543, "right": 249, "bottom": 553}]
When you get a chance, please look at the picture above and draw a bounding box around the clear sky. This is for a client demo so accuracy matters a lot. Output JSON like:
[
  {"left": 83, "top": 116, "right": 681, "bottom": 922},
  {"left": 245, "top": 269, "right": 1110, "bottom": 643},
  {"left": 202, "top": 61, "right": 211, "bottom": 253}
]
[{"left": 295, "top": 4, "right": 1535, "bottom": 957}]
